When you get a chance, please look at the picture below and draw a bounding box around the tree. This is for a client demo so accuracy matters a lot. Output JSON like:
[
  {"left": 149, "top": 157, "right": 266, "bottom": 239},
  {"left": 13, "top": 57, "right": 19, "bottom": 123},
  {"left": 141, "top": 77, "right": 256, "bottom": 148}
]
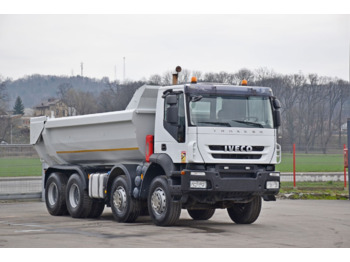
[
  {"left": 13, "top": 96, "right": 24, "bottom": 115},
  {"left": 59, "top": 87, "right": 98, "bottom": 115},
  {"left": 0, "top": 76, "right": 8, "bottom": 115},
  {"left": 234, "top": 68, "right": 254, "bottom": 83},
  {"left": 148, "top": 74, "right": 162, "bottom": 85}
]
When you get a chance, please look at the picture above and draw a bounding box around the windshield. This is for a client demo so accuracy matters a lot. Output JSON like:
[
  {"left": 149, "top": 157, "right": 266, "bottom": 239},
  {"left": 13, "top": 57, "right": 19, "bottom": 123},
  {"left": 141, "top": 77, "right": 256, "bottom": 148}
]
[{"left": 189, "top": 95, "right": 274, "bottom": 128}]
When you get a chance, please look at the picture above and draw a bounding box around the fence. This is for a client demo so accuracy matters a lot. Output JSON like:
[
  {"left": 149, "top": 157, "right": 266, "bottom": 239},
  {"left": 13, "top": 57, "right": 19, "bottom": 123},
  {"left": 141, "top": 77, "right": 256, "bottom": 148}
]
[
  {"left": 0, "top": 144, "right": 38, "bottom": 158},
  {"left": 0, "top": 177, "right": 42, "bottom": 200},
  {"left": 0, "top": 144, "right": 42, "bottom": 200},
  {"left": 280, "top": 143, "right": 345, "bottom": 154},
  {"left": 281, "top": 143, "right": 348, "bottom": 188}
]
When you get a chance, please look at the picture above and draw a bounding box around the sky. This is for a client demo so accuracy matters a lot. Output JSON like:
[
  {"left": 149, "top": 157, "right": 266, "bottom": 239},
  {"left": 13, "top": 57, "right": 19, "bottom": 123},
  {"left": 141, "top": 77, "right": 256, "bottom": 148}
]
[{"left": 1, "top": 4, "right": 350, "bottom": 82}]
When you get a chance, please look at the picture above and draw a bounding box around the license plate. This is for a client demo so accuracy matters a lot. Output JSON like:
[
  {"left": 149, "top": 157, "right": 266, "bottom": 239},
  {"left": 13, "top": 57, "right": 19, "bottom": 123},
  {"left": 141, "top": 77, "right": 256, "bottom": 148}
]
[{"left": 190, "top": 180, "right": 207, "bottom": 189}]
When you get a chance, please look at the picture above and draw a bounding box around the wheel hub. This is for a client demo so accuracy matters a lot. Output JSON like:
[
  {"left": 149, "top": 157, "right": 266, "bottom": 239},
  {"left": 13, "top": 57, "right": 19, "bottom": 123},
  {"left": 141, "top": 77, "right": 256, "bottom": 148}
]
[
  {"left": 113, "top": 186, "right": 127, "bottom": 213},
  {"left": 47, "top": 183, "right": 58, "bottom": 206},
  {"left": 151, "top": 187, "right": 166, "bottom": 216},
  {"left": 69, "top": 183, "right": 80, "bottom": 208}
]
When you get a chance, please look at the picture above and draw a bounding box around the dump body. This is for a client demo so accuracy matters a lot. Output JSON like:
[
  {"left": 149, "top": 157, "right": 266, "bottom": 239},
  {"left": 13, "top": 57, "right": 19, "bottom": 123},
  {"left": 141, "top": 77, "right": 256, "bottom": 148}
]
[{"left": 30, "top": 85, "right": 159, "bottom": 166}]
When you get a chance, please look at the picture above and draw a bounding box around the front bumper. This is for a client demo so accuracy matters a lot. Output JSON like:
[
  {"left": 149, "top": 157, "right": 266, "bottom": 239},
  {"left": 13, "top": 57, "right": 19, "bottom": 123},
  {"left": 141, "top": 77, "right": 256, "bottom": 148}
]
[{"left": 175, "top": 165, "right": 280, "bottom": 199}]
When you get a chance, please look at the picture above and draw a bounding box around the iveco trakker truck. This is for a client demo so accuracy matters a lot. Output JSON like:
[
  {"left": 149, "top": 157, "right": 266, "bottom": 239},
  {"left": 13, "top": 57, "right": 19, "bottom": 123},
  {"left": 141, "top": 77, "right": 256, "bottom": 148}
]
[{"left": 30, "top": 78, "right": 281, "bottom": 226}]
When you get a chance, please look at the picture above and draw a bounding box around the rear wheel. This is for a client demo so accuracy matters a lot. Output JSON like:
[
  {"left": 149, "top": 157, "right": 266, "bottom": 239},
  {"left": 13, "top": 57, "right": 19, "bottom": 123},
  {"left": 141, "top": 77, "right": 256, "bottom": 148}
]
[
  {"left": 110, "top": 175, "right": 140, "bottom": 223},
  {"left": 45, "top": 173, "right": 68, "bottom": 216},
  {"left": 148, "top": 176, "right": 181, "bottom": 226},
  {"left": 66, "top": 174, "right": 93, "bottom": 218},
  {"left": 187, "top": 208, "right": 215, "bottom": 220},
  {"left": 227, "top": 196, "right": 262, "bottom": 224}
]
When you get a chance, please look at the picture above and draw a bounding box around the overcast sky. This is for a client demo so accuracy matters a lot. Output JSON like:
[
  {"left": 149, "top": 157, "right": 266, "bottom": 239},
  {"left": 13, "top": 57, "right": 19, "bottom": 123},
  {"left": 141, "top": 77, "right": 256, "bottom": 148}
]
[{"left": 0, "top": 14, "right": 350, "bottom": 82}]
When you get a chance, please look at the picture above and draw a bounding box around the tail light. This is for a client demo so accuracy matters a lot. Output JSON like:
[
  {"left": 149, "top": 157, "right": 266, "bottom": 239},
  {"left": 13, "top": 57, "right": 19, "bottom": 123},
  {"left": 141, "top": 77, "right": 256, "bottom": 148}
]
[{"left": 145, "top": 135, "right": 154, "bottom": 162}]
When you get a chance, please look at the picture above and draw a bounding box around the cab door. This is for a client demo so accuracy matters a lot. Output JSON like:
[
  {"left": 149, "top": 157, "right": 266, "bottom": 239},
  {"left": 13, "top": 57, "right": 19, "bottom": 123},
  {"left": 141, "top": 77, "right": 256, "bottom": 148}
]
[{"left": 154, "top": 90, "right": 188, "bottom": 164}]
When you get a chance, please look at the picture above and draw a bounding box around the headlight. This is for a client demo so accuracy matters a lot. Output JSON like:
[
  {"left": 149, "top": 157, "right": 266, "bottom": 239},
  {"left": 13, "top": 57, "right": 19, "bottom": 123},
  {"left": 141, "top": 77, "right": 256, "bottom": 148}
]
[
  {"left": 190, "top": 171, "right": 206, "bottom": 176},
  {"left": 269, "top": 172, "right": 280, "bottom": 177}
]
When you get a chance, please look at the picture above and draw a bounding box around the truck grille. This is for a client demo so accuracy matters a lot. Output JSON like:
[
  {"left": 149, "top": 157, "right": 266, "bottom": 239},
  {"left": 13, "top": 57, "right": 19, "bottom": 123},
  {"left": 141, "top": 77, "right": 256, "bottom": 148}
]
[
  {"left": 209, "top": 145, "right": 264, "bottom": 151},
  {"left": 217, "top": 164, "right": 258, "bottom": 179},
  {"left": 212, "top": 154, "right": 262, "bottom": 160}
]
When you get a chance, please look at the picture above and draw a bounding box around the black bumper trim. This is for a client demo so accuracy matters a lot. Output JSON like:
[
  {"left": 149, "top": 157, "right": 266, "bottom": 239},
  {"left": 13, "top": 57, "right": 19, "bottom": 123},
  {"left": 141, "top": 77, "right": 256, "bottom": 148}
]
[{"left": 177, "top": 170, "right": 280, "bottom": 195}]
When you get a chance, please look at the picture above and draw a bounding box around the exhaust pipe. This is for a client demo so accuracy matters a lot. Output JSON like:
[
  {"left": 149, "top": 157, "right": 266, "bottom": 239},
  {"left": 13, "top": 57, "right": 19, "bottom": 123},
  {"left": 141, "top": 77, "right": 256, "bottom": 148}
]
[{"left": 172, "top": 66, "right": 182, "bottom": 85}]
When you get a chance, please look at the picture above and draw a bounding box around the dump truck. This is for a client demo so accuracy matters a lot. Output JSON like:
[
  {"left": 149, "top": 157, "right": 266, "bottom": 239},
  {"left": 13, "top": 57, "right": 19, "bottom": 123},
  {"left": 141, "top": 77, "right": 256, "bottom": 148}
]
[{"left": 30, "top": 77, "right": 281, "bottom": 226}]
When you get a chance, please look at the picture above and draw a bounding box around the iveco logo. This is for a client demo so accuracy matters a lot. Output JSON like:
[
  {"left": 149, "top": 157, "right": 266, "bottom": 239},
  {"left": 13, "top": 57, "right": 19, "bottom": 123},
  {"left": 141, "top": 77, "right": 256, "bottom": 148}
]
[{"left": 224, "top": 145, "right": 253, "bottom": 152}]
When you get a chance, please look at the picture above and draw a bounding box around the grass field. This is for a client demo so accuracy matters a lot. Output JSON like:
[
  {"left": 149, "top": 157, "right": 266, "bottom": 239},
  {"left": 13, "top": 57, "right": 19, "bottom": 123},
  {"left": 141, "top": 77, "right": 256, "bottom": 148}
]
[
  {"left": 279, "top": 181, "right": 348, "bottom": 199},
  {"left": 0, "top": 158, "right": 42, "bottom": 177},
  {"left": 276, "top": 153, "right": 344, "bottom": 172}
]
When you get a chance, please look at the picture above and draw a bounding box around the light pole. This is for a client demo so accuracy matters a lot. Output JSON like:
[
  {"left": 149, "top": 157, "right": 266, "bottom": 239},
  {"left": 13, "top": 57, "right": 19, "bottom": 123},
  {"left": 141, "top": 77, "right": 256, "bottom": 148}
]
[
  {"left": 347, "top": 118, "right": 350, "bottom": 199},
  {"left": 10, "top": 122, "right": 12, "bottom": 144}
]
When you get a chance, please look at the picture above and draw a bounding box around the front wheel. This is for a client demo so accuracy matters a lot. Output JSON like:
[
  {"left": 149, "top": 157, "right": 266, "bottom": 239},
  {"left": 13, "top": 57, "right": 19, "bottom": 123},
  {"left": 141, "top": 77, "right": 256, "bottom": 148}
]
[
  {"left": 227, "top": 196, "right": 262, "bottom": 224},
  {"left": 148, "top": 176, "right": 181, "bottom": 226}
]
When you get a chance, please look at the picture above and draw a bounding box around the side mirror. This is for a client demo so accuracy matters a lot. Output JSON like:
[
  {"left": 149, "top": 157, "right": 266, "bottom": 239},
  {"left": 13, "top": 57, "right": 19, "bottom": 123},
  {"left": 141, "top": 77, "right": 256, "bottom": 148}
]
[
  {"left": 166, "top": 106, "right": 179, "bottom": 125},
  {"left": 166, "top": 95, "right": 177, "bottom": 105},
  {"left": 273, "top": 98, "right": 281, "bottom": 109},
  {"left": 274, "top": 110, "right": 281, "bottom": 127}
]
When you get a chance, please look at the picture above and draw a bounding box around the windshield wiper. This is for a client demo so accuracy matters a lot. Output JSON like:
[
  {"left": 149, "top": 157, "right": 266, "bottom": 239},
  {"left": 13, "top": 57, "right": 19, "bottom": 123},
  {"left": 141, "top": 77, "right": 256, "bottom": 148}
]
[
  {"left": 232, "top": 120, "right": 264, "bottom": 128},
  {"left": 191, "top": 95, "right": 203, "bottom": 102},
  {"left": 198, "top": 121, "right": 231, "bottom": 127}
]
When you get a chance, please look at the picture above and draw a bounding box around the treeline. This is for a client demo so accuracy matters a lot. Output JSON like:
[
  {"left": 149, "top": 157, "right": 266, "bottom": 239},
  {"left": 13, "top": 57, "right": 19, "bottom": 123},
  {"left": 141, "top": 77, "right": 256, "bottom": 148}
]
[
  {"left": 5, "top": 74, "right": 109, "bottom": 108},
  {"left": 57, "top": 81, "right": 145, "bottom": 115},
  {"left": 255, "top": 73, "right": 350, "bottom": 153}
]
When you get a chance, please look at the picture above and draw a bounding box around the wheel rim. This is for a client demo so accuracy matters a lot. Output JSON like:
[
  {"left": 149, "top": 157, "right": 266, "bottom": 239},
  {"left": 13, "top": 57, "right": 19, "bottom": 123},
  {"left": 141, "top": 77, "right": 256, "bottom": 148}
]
[
  {"left": 47, "top": 182, "right": 58, "bottom": 206},
  {"left": 151, "top": 187, "right": 166, "bottom": 216},
  {"left": 69, "top": 183, "right": 80, "bottom": 208},
  {"left": 113, "top": 186, "right": 127, "bottom": 213}
]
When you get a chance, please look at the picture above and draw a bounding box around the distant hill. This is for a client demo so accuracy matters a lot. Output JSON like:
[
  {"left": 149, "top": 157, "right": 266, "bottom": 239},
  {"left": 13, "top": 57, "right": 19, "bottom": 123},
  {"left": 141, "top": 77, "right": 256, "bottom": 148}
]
[{"left": 6, "top": 75, "right": 110, "bottom": 108}]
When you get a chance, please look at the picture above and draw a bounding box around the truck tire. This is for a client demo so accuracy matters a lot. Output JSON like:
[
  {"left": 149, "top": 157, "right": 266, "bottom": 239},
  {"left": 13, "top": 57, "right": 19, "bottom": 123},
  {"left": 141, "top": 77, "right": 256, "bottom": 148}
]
[
  {"left": 87, "top": 201, "right": 105, "bottom": 218},
  {"left": 187, "top": 208, "right": 215, "bottom": 220},
  {"left": 66, "top": 173, "right": 93, "bottom": 218},
  {"left": 148, "top": 176, "right": 181, "bottom": 226},
  {"left": 45, "top": 173, "right": 68, "bottom": 216},
  {"left": 227, "top": 196, "right": 262, "bottom": 224},
  {"left": 110, "top": 175, "right": 140, "bottom": 223}
]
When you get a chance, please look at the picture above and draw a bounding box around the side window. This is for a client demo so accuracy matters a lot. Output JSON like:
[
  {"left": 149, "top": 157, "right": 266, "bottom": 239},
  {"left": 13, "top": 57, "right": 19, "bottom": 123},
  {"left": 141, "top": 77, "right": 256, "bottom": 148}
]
[{"left": 163, "top": 93, "right": 186, "bottom": 143}]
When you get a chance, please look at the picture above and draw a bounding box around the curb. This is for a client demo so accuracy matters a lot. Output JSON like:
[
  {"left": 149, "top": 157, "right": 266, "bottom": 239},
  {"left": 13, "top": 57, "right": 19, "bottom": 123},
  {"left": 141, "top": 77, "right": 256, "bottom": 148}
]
[{"left": 0, "top": 192, "right": 42, "bottom": 200}]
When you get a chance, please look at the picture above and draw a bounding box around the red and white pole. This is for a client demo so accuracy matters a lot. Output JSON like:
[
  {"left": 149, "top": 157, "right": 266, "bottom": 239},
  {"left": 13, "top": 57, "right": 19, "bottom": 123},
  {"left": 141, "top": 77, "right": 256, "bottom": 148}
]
[{"left": 343, "top": 144, "right": 347, "bottom": 189}]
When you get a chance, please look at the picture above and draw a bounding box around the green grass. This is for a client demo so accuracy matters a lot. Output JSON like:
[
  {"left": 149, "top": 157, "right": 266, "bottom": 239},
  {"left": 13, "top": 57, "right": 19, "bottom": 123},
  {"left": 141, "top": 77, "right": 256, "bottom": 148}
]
[
  {"left": 281, "top": 181, "right": 344, "bottom": 191},
  {"left": 279, "top": 181, "right": 349, "bottom": 200},
  {"left": 277, "top": 153, "right": 344, "bottom": 172},
  {"left": 0, "top": 158, "right": 42, "bottom": 177}
]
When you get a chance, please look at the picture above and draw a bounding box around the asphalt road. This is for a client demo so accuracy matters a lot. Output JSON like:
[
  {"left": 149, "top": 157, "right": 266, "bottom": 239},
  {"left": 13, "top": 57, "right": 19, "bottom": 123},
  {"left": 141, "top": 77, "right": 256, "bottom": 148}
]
[{"left": 0, "top": 199, "right": 349, "bottom": 248}]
